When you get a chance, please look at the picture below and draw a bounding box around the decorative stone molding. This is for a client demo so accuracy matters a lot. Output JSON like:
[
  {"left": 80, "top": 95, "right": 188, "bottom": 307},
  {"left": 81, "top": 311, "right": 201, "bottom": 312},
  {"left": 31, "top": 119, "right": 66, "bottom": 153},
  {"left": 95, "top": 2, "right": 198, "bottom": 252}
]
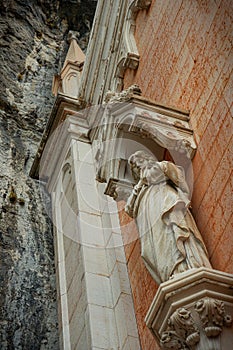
[
  {"left": 77, "top": 0, "right": 151, "bottom": 103},
  {"left": 146, "top": 268, "right": 233, "bottom": 350},
  {"left": 116, "top": 0, "right": 152, "bottom": 79},
  {"left": 105, "top": 84, "right": 142, "bottom": 103},
  {"left": 30, "top": 94, "right": 86, "bottom": 180},
  {"left": 90, "top": 86, "right": 197, "bottom": 201},
  {"left": 129, "top": 120, "right": 194, "bottom": 159}
]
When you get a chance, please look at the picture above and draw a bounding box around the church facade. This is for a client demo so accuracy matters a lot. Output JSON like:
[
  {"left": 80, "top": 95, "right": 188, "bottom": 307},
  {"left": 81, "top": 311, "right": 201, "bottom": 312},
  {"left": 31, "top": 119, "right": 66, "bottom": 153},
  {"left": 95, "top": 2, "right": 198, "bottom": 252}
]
[{"left": 31, "top": 0, "right": 233, "bottom": 349}]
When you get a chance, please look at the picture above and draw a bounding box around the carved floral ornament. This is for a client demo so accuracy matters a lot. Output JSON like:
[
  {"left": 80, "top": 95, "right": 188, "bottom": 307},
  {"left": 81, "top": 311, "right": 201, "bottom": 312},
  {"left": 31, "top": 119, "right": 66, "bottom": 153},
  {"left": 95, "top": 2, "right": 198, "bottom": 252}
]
[
  {"left": 161, "top": 308, "right": 200, "bottom": 349},
  {"left": 195, "top": 298, "right": 232, "bottom": 337},
  {"left": 161, "top": 298, "right": 232, "bottom": 350}
]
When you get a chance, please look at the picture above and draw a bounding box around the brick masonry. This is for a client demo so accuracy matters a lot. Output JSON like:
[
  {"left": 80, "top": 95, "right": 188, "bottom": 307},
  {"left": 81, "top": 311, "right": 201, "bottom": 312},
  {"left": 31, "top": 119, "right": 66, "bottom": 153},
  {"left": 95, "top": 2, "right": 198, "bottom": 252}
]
[
  {"left": 117, "top": 201, "right": 159, "bottom": 350},
  {"left": 123, "top": 0, "right": 232, "bottom": 348}
]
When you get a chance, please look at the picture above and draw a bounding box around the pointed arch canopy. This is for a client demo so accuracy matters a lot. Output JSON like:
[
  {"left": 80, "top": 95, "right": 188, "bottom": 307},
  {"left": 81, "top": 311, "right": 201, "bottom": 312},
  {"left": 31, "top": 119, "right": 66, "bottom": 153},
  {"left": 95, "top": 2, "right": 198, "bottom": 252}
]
[{"left": 89, "top": 90, "right": 197, "bottom": 201}]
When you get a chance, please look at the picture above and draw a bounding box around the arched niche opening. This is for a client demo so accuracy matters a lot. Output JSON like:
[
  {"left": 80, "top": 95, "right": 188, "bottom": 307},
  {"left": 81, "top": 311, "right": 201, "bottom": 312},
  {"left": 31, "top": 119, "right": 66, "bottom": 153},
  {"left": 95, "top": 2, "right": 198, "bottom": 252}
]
[
  {"left": 90, "top": 94, "right": 196, "bottom": 201},
  {"left": 102, "top": 122, "right": 182, "bottom": 201}
]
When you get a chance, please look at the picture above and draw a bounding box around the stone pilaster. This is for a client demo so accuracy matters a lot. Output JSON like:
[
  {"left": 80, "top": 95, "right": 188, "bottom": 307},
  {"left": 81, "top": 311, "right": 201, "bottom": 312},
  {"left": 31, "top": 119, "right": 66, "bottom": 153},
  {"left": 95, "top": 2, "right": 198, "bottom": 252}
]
[{"left": 39, "top": 114, "right": 140, "bottom": 349}]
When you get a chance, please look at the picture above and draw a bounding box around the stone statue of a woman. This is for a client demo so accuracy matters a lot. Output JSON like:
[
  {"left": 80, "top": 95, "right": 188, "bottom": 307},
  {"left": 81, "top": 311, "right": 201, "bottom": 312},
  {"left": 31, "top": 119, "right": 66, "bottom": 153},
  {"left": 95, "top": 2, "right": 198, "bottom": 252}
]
[{"left": 125, "top": 151, "right": 211, "bottom": 285}]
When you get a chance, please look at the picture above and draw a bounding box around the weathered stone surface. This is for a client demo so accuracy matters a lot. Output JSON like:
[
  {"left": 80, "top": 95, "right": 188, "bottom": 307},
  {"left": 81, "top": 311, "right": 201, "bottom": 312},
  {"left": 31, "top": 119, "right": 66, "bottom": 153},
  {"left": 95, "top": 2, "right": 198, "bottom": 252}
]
[{"left": 0, "top": 0, "right": 96, "bottom": 348}]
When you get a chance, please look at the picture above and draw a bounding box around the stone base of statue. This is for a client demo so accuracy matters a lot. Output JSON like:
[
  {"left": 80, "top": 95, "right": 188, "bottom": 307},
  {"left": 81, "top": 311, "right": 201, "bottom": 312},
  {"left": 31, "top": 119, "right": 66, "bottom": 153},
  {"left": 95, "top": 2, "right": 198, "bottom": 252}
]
[{"left": 145, "top": 267, "right": 233, "bottom": 350}]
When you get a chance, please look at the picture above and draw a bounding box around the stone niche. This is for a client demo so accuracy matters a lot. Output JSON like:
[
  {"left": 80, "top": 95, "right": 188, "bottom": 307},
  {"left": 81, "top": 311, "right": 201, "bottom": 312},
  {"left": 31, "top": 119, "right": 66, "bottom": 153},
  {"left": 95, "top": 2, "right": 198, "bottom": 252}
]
[
  {"left": 145, "top": 268, "right": 233, "bottom": 350},
  {"left": 89, "top": 86, "right": 233, "bottom": 350}
]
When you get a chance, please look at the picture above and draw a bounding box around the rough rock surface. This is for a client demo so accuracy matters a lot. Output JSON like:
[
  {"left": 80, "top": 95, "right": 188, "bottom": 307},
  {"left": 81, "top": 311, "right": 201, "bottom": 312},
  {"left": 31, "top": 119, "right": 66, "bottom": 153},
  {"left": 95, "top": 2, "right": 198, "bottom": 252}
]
[{"left": 0, "top": 1, "right": 96, "bottom": 348}]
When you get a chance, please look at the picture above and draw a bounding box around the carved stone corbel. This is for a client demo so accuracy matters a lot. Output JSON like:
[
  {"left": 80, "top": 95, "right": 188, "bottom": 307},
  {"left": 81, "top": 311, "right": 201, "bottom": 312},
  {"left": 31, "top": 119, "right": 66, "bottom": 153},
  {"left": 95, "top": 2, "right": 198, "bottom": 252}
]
[
  {"left": 146, "top": 268, "right": 233, "bottom": 350},
  {"left": 116, "top": 54, "right": 140, "bottom": 80}
]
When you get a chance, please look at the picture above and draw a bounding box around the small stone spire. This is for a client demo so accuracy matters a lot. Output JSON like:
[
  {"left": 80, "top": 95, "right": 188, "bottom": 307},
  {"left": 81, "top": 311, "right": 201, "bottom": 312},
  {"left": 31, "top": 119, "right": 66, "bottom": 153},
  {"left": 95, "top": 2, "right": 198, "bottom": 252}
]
[
  {"left": 52, "top": 31, "right": 85, "bottom": 98},
  {"left": 62, "top": 31, "right": 85, "bottom": 69}
]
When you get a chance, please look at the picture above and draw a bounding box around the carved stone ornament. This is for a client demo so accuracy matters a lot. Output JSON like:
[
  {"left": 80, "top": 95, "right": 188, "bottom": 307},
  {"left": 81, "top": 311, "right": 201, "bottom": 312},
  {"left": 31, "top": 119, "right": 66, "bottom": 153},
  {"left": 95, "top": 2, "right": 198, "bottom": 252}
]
[
  {"left": 145, "top": 268, "right": 233, "bottom": 350},
  {"left": 67, "top": 30, "right": 80, "bottom": 43},
  {"left": 116, "top": 54, "right": 140, "bottom": 80},
  {"left": 195, "top": 298, "right": 232, "bottom": 337},
  {"left": 161, "top": 308, "right": 200, "bottom": 349},
  {"left": 132, "top": 0, "right": 152, "bottom": 10},
  {"left": 160, "top": 299, "right": 233, "bottom": 349},
  {"left": 91, "top": 85, "right": 197, "bottom": 189},
  {"left": 134, "top": 121, "right": 193, "bottom": 155},
  {"left": 52, "top": 30, "right": 85, "bottom": 98},
  {"left": 104, "top": 84, "right": 142, "bottom": 103},
  {"left": 115, "top": 0, "right": 152, "bottom": 82}
]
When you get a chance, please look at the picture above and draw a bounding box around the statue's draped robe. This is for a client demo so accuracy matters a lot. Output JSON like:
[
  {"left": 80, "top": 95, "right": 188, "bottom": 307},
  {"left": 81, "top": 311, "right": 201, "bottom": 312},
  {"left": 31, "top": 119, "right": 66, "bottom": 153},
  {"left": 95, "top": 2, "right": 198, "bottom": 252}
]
[{"left": 127, "top": 161, "right": 211, "bottom": 285}]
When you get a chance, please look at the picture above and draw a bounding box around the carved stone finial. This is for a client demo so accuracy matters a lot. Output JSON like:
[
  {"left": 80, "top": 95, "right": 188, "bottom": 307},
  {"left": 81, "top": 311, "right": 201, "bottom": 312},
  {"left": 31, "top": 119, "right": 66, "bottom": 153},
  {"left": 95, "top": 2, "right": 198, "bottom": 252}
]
[
  {"left": 52, "top": 30, "right": 85, "bottom": 97},
  {"left": 104, "top": 84, "right": 142, "bottom": 103},
  {"left": 67, "top": 30, "right": 80, "bottom": 43}
]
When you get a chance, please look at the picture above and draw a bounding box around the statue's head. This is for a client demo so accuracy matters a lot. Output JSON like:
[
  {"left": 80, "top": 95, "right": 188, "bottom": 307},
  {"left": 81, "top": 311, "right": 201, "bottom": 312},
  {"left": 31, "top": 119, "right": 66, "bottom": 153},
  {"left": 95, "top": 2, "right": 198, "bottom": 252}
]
[
  {"left": 128, "top": 150, "right": 157, "bottom": 180},
  {"left": 129, "top": 150, "right": 156, "bottom": 166}
]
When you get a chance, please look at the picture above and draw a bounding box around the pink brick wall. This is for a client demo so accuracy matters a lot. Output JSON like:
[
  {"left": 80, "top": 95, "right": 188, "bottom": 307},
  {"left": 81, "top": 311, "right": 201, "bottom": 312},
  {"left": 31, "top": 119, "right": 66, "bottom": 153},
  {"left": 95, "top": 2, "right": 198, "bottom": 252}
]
[
  {"left": 123, "top": 0, "right": 232, "bottom": 348},
  {"left": 117, "top": 202, "right": 159, "bottom": 350},
  {"left": 124, "top": 0, "right": 232, "bottom": 272}
]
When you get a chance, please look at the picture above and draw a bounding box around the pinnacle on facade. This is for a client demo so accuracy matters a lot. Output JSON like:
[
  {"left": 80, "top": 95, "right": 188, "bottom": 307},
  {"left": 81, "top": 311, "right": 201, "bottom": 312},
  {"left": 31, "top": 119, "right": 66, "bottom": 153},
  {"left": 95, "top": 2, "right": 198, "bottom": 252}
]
[
  {"left": 52, "top": 30, "right": 85, "bottom": 97},
  {"left": 62, "top": 31, "right": 85, "bottom": 69}
]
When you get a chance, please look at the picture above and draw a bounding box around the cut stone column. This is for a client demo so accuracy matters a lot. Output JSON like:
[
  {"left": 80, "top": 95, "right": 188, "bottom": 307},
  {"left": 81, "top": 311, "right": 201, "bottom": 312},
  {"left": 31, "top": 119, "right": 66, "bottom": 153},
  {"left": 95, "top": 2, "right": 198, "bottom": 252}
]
[{"left": 145, "top": 268, "right": 233, "bottom": 350}]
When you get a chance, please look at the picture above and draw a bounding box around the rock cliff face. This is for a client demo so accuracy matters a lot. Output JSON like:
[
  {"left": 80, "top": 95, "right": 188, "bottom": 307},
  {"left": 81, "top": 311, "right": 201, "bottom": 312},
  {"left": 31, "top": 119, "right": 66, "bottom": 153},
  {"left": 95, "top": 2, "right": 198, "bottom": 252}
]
[{"left": 0, "top": 1, "right": 96, "bottom": 348}]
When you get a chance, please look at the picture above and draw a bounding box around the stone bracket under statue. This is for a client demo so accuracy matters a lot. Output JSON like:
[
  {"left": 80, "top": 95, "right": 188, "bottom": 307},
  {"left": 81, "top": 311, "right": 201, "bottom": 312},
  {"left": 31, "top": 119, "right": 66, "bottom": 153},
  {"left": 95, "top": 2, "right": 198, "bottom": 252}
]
[{"left": 145, "top": 268, "right": 233, "bottom": 350}]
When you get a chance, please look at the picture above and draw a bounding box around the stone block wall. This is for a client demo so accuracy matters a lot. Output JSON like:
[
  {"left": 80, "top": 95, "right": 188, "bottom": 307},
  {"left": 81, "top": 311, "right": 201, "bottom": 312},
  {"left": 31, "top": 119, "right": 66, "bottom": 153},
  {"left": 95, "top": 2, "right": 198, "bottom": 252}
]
[{"left": 123, "top": 0, "right": 232, "bottom": 348}]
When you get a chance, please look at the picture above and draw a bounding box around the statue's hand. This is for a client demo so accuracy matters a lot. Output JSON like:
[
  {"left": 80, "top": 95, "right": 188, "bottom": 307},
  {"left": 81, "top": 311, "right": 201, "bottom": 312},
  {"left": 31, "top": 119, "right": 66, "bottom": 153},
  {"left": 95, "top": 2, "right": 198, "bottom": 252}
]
[{"left": 124, "top": 202, "right": 134, "bottom": 217}]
